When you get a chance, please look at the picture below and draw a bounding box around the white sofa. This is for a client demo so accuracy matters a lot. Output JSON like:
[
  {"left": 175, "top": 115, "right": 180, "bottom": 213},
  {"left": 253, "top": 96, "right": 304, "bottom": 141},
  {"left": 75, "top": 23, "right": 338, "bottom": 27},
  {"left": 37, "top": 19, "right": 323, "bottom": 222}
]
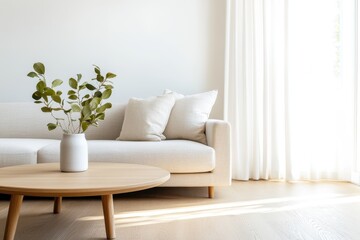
[{"left": 0, "top": 103, "right": 231, "bottom": 197}]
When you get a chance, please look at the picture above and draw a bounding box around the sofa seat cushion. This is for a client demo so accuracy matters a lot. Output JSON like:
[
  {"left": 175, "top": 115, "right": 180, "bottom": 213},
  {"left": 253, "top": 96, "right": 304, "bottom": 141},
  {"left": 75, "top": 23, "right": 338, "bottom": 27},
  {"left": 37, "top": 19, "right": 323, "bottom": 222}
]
[
  {"left": 0, "top": 139, "right": 59, "bottom": 167},
  {"left": 38, "top": 140, "right": 215, "bottom": 173}
]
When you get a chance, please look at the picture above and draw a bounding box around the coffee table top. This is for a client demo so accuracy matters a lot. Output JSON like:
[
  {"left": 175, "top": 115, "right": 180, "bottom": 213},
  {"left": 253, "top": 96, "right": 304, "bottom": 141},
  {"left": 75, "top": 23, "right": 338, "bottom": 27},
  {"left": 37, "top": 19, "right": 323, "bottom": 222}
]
[{"left": 0, "top": 163, "right": 170, "bottom": 197}]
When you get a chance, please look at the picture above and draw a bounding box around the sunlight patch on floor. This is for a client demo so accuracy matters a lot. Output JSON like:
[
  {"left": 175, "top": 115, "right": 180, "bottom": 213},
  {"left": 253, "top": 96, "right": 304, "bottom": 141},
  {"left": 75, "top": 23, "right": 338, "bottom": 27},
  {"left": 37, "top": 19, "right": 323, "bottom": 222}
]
[{"left": 77, "top": 193, "right": 360, "bottom": 227}]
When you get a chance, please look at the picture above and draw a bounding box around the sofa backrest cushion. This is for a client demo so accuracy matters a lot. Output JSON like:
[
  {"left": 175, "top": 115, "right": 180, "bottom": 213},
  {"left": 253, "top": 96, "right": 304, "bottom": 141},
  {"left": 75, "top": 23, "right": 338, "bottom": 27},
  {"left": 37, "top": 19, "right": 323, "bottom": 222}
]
[{"left": 0, "top": 102, "right": 126, "bottom": 140}]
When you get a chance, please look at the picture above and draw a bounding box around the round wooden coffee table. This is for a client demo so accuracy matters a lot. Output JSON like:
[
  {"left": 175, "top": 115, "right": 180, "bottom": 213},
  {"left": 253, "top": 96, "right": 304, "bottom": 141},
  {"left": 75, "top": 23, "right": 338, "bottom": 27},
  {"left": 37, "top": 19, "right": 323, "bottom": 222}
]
[{"left": 0, "top": 162, "right": 170, "bottom": 240}]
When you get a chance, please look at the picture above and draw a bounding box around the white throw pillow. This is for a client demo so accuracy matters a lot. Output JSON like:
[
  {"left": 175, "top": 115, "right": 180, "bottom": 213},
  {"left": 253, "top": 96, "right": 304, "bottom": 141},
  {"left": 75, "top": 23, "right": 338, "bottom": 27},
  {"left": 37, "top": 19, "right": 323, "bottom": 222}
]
[
  {"left": 163, "top": 90, "right": 218, "bottom": 144},
  {"left": 117, "top": 94, "right": 175, "bottom": 141}
]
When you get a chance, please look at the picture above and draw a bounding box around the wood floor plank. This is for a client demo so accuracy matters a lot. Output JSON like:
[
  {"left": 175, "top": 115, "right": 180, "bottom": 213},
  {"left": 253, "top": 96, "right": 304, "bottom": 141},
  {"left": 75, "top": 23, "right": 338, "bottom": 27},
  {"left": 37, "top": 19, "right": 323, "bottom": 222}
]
[{"left": 0, "top": 181, "right": 359, "bottom": 240}]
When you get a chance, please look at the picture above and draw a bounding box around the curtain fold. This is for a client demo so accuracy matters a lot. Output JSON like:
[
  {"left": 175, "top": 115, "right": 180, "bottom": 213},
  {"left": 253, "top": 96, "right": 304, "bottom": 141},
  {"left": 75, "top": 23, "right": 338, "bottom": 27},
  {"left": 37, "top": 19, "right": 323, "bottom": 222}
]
[{"left": 225, "top": 0, "right": 357, "bottom": 181}]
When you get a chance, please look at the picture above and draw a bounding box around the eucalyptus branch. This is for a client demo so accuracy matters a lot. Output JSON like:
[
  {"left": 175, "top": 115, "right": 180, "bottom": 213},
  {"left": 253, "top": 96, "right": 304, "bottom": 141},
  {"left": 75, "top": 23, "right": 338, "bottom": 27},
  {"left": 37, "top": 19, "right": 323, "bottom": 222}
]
[
  {"left": 50, "top": 111, "right": 66, "bottom": 132},
  {"left": 28, "top": 62, "right": 116, "bottom": 134}
]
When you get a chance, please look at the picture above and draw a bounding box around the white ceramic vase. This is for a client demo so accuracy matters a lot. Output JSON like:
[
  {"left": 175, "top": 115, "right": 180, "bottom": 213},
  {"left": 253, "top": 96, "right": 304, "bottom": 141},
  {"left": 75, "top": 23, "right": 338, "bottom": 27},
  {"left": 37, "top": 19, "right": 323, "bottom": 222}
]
[{"left": 60, "top": 133, "right": 88, "bottom": 172}]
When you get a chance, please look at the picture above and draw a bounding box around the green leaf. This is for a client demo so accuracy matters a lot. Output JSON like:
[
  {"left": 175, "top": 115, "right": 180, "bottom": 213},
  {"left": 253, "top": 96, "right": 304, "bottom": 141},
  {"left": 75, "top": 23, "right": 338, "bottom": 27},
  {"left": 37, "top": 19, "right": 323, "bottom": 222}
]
[
  {"left": 68, "top": 90, "right": 76, "bottom": 95},
  {"left": 42, "top": 94, "right": 48, "bottom": 102},
  {"left": 27, "top": 72, "right": 38, "bottom": 78},
  {"left": 95, "top": 106, "right": 106, "bottom": 113},
  {"left": 44, "top": 87, "right": 55, "bottom": 96},
  {"left": 96, "top": 102, "right": 112, "bottom": 113},
  {"left": 96, "top": 75, "right": 104, "bottom": 82},
  {"left": 36, "top": 81, "right": 46, "bottom": 92},
  {"left": 94, "top": 97, "right": 101, "bottom": 104},
  {"left": 47, "top": 123, "right": 57, "bottom": 131},
  {"left": 52, "top": 79, "right": 63, "bottom": 88},
  {"left": 71, "top": 104, "right": 81, "bottom": 112},
  {"left": 94, "top": 65, "right": 100, "bottom": 74},
  {"left": 96, "top": 113, "right": 105, "bottom": 120},
  {"left": 89, "top": 97, "right": 101, "bottom": 110},
  {"left": 89, "top": 101, "right": 97, "bottom": 111},
  {"left": 34, "top": 100, "right": 42, "bottom": 104},
  {"left": 102, "top": 89, "right": 112, "bottom": 99},
  {"left": 83, "top": 94, "right": 90, "bottom": 99},
  {"left": 33, "top": 62, "right": 45, "bottom": 75},
  {"left": 77, "top": 74, "right": 82, "bottom": 81},
  {"left": 32, "top": 91, "right": 42, "bottom": 100},
  {"left": 51, "top": 95, "right": 61, "bottom": 103},
  {"left": 81, "top": 121, "right": 90, "bottom": 132},
  {"left": 52, "top": 108, "right": 62, "bottom": 111},
  {"left": 86, "top": 84, "right": 96, "bottom": 90},
  {"left": 104, "top": 102, "right": 112, "bottom": 108},
  {"left": 63, "top": 108, "right": 72, "bottom": 113},
  {"left": 106, "top": 72, "right": 116, "bottom": 79},
  {"left": 82, "top": 105, "right": 92, "bottom": 119},
  {"left": 69, "top": 95, "right": 78, "bottom": 100},
  {"left": 56, "top": 90, "right": 62, "bottom": 96},
  {"left": 94, "top": 91, "right": 102, "bottom": 98},
  {"left": 104, "top": 85, "right": 113, "bottom": 90},
  {"left": 81, "top": 99, "right": 91, "bottom": 106},
  {"left": 69, "top": 78, "right": 78, "bottom": 89},
  {"left": 41, "top": 107, "right": 52, "bottom": 112}
]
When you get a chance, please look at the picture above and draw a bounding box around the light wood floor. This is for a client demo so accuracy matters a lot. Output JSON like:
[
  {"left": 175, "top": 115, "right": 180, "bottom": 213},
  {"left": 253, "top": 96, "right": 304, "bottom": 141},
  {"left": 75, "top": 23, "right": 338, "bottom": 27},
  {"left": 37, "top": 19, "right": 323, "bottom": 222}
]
[{"left": 1, "top": 181, "right": 360, "bottom": 240}]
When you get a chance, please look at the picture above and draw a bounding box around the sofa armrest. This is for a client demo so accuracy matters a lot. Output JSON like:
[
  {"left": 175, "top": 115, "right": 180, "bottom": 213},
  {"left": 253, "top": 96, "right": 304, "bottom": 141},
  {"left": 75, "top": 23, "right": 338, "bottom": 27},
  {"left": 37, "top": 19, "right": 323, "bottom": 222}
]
[{"left": 205, "top": 119, "right": 232, "bottom": 185}]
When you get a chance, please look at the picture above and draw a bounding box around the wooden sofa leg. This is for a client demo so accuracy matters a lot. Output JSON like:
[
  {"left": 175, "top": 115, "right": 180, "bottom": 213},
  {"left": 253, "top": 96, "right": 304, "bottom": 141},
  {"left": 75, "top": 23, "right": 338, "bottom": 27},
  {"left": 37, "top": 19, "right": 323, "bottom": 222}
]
[{"left": 208, "top": 186, "right": 214, "bottom": 198}]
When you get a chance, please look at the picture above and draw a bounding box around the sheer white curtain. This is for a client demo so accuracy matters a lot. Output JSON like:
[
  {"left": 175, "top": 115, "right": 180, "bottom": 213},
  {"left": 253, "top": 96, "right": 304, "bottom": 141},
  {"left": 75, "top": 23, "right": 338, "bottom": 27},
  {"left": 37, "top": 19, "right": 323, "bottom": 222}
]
[
  {"left": 355, "top": 0, "right": 360, "bottom": 185},
  {"left": 224, "top": 0, "right": 358, "bottom": 181}
]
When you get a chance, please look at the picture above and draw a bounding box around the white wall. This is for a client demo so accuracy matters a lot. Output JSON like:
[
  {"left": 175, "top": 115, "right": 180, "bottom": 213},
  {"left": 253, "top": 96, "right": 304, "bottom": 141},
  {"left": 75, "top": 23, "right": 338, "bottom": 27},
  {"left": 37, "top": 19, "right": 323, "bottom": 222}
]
[{"left": 0, "top": 0, "right": 226, "bottom": 118}]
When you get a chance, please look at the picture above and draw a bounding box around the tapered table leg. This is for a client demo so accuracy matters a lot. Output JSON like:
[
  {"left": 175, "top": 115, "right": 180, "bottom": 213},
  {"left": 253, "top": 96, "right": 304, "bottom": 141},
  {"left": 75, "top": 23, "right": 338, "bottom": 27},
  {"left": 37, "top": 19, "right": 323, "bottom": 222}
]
[
  {"left": 53, "top": 197, "right": 62, "bottom": 214},
  {"left": 101, "top": 194, "right": 115, "bottom": 239},
  {"left": 4, "top": 194, "right": 24, "bottom": 240}
]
